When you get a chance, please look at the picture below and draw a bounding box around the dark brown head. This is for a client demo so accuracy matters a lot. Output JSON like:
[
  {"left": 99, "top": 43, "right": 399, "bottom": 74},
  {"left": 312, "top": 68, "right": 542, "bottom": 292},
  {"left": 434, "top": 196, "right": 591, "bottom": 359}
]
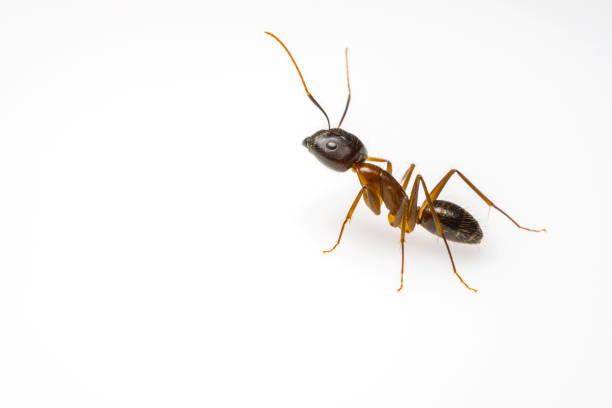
[
  {"left": 266, "top": 33, "right": 366, "bottom": 171},
  {"left": 302, "top": 128, "right": 367, "bottom": 172}
]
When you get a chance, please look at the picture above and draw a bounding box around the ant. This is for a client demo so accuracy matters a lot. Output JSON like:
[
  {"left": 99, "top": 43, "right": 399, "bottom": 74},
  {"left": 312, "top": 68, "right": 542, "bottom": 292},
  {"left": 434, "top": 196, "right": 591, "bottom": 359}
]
[{"left": 265, "top": 32, "right": 545, "bottom": 292}]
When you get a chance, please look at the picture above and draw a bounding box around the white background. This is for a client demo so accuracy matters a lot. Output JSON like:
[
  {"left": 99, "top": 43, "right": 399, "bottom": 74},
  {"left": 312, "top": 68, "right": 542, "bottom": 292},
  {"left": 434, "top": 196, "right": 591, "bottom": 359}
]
[{"left": 1, "top": 1, "right": 611, "bottom": 407}]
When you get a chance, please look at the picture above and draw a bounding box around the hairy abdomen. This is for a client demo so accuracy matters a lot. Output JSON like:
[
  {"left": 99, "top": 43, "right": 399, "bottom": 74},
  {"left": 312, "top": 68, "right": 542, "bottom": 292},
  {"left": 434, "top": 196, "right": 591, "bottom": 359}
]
[{"left": 419, "top": 200, "right": 483, "bottom": 244}]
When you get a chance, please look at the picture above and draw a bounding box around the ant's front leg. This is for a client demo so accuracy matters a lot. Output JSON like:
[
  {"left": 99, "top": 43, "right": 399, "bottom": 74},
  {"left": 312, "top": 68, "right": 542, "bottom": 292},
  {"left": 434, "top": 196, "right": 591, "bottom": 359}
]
[
  {"left": 367, "top": 157, "right": 392, "bottom": 174},
  {"left": 323, "top": 186, "right": 367, "bottom": 254}
]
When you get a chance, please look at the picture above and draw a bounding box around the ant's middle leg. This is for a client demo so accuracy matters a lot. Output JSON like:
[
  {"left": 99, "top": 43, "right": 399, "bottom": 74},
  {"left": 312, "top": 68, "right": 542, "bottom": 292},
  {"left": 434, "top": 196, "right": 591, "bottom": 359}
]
[
  {"left": 367, "top": 157, "right": 392, "bottom": 174},
  {"left": 396, "top": 174, "right": 420, "bottom": 292},
  {"left": 421, "top": 169, "right": 545, "bottom": 232},
  {"left": 400, "top": 163, "right": 416, "bottom": 191},
  {"left": 397, "top": 200, "right": 409, "bottom": 292},
  {"left": 323, "top": 186, "right": 367, "bottom": 254}
]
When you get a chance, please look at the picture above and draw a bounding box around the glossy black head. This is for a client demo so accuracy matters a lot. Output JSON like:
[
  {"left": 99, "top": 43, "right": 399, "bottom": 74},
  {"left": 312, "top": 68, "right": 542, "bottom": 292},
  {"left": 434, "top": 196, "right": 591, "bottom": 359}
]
[{"left": 302, "top": 128, "right": 367, "bottom": 172}]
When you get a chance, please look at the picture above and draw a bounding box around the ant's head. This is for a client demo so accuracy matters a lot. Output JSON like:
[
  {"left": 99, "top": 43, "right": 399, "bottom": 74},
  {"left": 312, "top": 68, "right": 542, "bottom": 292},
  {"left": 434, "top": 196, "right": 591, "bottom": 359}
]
[
  {"left": 303, "top": 128, "right": 367, "bottom": 172},
  {"left": 266, "top": 32, "right": 364, "bottom": 171}
]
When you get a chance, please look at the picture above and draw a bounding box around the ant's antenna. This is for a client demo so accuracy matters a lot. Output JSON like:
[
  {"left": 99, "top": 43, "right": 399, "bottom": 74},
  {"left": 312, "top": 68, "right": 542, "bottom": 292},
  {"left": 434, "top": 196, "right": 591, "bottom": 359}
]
[
  {"left": 337, "top": 47, "right": 351, "bottom": 129},
  {"left": 265, "top": 32, "right": 331, "bottom": 131}
]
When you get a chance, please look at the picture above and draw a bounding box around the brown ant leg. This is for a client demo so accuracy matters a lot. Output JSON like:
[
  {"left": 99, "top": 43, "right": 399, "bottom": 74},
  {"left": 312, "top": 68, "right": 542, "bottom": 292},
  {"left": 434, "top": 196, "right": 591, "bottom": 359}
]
[
  {"left": 400, "top": 163, "right": 416, "bottom": 191},
  {"left": 396, "top": 174, "right": 420, "bottom": 291},
  {"left": 323, "top": 186, "right": 367, "bottom": 254},
  {"left": 416, "top": 175, "right": 478, "bottom": 293},
  {"left": 367, "top": 157, "right": 392, "bottom": 174},
  {"left": 397, "top": 200, "right": 409, "bottom": 292},
  {"left": 421, "top": 169, "right": 546, "bottom": 232}
]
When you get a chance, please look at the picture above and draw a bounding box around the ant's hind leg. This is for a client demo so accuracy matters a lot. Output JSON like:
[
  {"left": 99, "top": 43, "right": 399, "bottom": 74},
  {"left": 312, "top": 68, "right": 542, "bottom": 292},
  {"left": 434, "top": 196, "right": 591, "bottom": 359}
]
[
  {"left": 417, "top": 175, "right": 478, "bottom": 293},
  {"left": 323, "top": 186, "right": 367, "bottom": 254},
  {"left": 422, "top": 169, "right": 546, "bottom": 232}
]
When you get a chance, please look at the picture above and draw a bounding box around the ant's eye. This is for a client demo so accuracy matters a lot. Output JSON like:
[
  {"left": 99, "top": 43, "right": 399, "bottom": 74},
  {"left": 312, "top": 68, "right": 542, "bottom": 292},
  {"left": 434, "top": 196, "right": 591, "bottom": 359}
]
[{"left": 326, "top": 140, "right": 338, "bottom": 150}]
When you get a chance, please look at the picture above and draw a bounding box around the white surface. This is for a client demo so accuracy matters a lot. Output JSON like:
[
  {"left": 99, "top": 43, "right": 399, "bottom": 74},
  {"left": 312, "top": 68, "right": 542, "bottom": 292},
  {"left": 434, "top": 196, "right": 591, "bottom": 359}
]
[{"left": 1, "top": 1, "right": 611, "bottom": 407}]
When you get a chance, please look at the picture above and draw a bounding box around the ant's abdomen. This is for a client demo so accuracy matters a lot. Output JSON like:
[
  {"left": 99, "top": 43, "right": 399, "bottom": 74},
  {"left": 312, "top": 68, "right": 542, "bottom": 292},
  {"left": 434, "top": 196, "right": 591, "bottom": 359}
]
[{"left": 419, "top": 200, "right": 483, "bottom": 244}]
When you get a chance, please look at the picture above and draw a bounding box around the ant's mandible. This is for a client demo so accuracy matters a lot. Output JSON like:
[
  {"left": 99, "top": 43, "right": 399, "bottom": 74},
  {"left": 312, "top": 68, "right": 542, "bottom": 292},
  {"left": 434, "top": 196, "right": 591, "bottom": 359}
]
[{"left": 265, "top": 32, "right": 545, "bottom": 292}]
